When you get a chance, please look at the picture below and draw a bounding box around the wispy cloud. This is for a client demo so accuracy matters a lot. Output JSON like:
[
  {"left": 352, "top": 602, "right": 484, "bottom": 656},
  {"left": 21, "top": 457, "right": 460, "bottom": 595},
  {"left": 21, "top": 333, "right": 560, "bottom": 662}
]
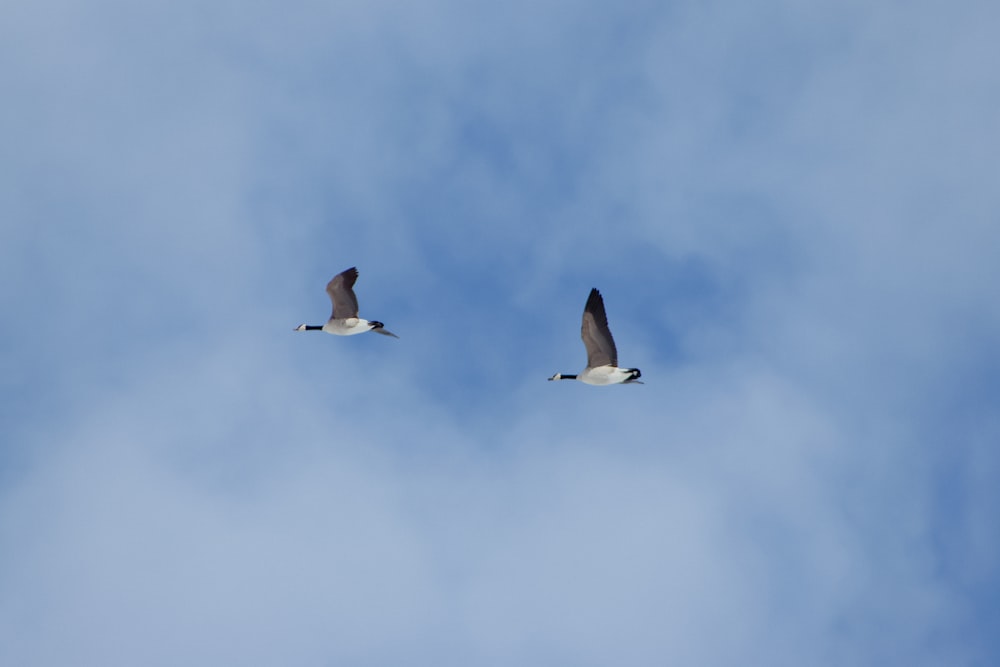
[{"left": 2, "top": 0, "right": 998, "bottom": 665}]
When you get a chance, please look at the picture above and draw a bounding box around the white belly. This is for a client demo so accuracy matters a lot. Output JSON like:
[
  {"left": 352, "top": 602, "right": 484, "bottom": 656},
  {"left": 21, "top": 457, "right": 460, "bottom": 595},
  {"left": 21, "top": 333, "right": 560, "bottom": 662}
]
[
  {"left": 578, "top": 365, "right": 632, "bottom": 385},
  {"left": 322, "top": 318, "right": 371, "bottom": 335}
]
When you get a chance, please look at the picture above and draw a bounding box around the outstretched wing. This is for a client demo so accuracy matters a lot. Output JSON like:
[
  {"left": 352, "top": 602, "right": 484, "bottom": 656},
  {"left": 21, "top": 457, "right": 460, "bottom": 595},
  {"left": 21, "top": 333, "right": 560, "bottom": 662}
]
[
  {"left": 325, "top": 267, "right": 360, "bottom": 319},
  {"left": 581, "top": 288, "right": 618, "bottom": 368}
]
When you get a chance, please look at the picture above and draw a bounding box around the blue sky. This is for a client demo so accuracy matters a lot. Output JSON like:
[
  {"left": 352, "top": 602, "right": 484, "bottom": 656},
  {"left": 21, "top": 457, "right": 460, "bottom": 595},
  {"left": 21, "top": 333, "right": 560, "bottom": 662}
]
[{"left": 2, "top": 0, "right": 999, "bottom": 664}]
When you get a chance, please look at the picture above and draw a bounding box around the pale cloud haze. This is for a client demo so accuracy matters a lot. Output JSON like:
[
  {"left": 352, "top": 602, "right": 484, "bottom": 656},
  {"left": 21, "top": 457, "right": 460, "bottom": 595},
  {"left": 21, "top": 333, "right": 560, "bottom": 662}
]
[{"left": 2, "top": 1, "right": 999, "bottom": 665}]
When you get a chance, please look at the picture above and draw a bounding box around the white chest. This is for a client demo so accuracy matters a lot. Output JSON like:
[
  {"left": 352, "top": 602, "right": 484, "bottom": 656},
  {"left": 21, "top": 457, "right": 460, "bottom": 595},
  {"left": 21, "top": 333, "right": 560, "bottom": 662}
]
[
  {"left": 578, "top": 365, "right": 631, "bottom": 385},
  {"left": 323, "top": 318, "right": 370, "bottom": 336}
]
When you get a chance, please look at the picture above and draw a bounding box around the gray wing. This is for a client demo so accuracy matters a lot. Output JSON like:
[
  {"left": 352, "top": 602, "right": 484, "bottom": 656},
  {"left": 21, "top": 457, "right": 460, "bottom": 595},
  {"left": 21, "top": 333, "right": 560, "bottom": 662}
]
[
  {"left": 581, "top": 288, "right": 618, "bottom": 368},
  {"left": 325, "top": 267, "right": 360, "bottom": 319}
]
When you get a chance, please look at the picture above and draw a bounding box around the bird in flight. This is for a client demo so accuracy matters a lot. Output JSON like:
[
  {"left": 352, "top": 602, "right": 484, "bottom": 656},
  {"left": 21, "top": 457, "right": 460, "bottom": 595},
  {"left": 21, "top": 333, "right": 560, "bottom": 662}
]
[
  {"left": 549, "top": 288, "right": 641, "bottom": 385},
  {"left": 294, "top": 267, "right": 398, "bottom": 338}
]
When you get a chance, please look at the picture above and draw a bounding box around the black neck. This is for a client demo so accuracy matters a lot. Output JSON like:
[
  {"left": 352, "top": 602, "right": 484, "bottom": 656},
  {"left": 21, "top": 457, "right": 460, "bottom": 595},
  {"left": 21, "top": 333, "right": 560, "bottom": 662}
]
[
  {"left": 562, "top": 374, "right": 578, "bottom": 380},
  {"left": 304, "top": 325, "right": 323, "bottom": 330}
]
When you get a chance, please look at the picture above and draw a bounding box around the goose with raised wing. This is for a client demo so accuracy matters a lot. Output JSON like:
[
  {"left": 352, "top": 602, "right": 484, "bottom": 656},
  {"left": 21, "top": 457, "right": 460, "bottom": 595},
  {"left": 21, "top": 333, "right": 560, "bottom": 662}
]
[
  {"left": 294, "top": 267, "right": 398, "bottom": 338},
  {"left": 549, "top": 288, "right": 641, "bottom": 385}
]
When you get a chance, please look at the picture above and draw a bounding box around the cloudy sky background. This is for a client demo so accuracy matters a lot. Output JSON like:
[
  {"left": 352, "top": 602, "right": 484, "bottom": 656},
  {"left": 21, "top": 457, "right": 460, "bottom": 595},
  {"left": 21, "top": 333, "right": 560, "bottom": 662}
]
[{"left": 2, "top": 0, "right": 999, "bottom": 664}]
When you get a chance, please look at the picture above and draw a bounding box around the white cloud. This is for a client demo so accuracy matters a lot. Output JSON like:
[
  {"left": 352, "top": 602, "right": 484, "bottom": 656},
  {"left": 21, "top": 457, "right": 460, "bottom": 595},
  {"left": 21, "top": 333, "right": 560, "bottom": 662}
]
[{"left": 2, "top": 0, "right": 998, "bottom": 665}]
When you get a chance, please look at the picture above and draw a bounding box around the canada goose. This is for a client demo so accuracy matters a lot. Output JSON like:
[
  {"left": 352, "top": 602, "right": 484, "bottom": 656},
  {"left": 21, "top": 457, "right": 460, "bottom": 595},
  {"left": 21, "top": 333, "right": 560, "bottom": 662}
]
[
  {"left": 294, "top": 267, "right": 398, "bottom": 338},
  {"left": 549, "top": 288, "right": 641, "bottom": 385}
]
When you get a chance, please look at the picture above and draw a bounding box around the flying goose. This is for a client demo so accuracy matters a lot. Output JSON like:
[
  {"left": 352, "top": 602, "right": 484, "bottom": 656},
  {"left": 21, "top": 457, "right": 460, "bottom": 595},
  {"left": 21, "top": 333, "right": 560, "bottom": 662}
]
[
  {"left": 549, "top": 288, "right": 641, "bottom": 385},
  {"left": 294, "top": 267, "right": 399, "bottom": 338}
]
